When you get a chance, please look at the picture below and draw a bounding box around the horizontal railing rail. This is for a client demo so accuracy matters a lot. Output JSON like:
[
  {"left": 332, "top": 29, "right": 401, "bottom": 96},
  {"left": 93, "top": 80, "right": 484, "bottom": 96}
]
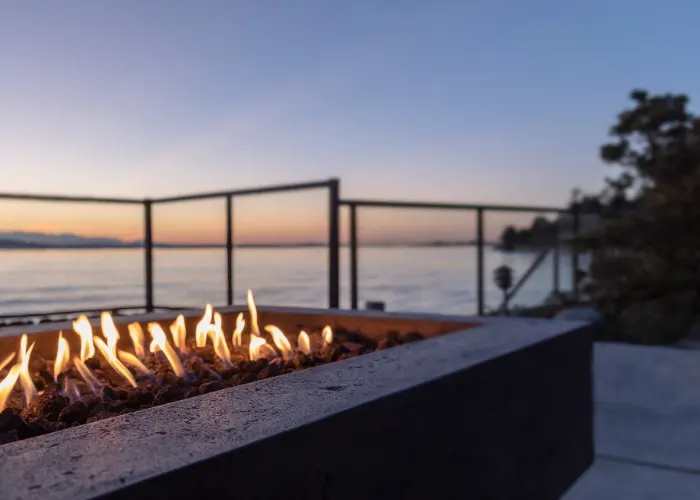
[
  {"left": 0, "top": 193, "right": 143, "bottom": 204},
  {"left": 152, "top": 179, "right": 337, "bottom": 204},
  {"left": 0, "top": 305, "right": 186, "bottom": 321},
  {"left": 341, "top": 199, "right": 569, "bottom": 214}
]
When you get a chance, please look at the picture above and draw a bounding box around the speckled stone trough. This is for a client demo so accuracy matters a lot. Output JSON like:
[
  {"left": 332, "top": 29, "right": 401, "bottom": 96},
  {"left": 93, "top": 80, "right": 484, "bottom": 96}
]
[{"left": 0, "top": 308, "right": 594, "bottom": 500}]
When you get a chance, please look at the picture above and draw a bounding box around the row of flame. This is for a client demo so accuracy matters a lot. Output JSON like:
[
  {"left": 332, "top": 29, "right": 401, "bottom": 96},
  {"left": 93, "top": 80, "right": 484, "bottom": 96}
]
[{"left": 0, "top": 290, "right": 333, "bottom": 412}]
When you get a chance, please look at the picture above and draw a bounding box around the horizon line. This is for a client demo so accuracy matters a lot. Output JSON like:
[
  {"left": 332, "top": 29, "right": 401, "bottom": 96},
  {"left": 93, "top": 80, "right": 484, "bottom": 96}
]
[{"left": 0, "top": 241, "right": 501, "bottom": 250}]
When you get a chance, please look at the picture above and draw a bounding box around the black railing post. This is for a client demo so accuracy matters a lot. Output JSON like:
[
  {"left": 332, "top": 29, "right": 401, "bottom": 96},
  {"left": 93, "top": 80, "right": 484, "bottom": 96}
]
[
  {"left": 476, "top": 208, "right": 485, "bottom": 315},
  {"left": 328, "top": 179, "right": 341, "bottom": 308},
  {"left": 349, "top": 203, "right": 359, "bottom": 310},
  {"left": 143, "top": 199, "right": 154, "bottom": 312},
  {"left": 553, "top": 221, "right": 561, "bottom": 294},
  {"left": 226, "top": 195, "right": 234, "bottom": 305},
  {"left": 571, "top": 205, "right": 580, "bottom": 301}
]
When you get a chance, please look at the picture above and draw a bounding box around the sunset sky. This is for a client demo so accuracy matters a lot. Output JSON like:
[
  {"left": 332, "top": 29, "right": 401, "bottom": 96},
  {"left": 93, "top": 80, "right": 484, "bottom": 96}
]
[{"left": 2, "top": 1, "right": 699, "bottom": 244}]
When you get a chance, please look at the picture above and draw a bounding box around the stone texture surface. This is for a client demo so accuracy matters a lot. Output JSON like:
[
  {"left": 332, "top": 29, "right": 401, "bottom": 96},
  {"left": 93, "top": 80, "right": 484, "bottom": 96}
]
[
  {"left": 0, "top": 316, "right": 593, "bottom": 500},
  {"left": 564, "top": 343, "right": 700, "bottom": 498}
]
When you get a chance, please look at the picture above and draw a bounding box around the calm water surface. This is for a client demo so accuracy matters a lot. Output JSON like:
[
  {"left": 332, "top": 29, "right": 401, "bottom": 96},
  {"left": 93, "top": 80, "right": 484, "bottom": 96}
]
[{"left": 0, "top": 247, "right": 577, "bottom": 316}]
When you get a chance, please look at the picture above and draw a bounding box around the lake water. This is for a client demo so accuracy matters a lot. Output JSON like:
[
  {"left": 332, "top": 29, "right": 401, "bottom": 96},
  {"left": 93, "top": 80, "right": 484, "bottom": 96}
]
[{"left": 0, "top": 247, "right": 578, "bottom": 317}]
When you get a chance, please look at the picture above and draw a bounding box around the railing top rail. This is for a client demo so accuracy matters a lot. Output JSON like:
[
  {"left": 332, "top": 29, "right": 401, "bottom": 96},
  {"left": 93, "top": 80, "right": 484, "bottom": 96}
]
[
  {"left": 0, "top": 193, "right": 143, "bottom": 205},
  {"left": 0, "top": 183, "right": 568, "bottom": 214},
  {"left": 0, "top": 304, "right": 190, "bottom": 321},
  {"left": 340, "top": 199, "right": 568, "bottom": 214},
  {"left": 153, "top": 178, "right": 338, "bottom": 204}
]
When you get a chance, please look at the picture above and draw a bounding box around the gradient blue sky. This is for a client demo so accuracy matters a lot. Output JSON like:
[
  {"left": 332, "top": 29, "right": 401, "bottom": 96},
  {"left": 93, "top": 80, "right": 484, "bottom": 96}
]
[{"left": 1, "top": 1, "right": 699, "bottom": 243}]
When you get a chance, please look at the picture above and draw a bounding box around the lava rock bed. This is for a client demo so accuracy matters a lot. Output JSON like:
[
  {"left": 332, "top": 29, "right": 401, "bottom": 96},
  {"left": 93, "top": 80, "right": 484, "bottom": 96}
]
[{"left": 0, "top": 329, "right": 424, "bottom": 445}]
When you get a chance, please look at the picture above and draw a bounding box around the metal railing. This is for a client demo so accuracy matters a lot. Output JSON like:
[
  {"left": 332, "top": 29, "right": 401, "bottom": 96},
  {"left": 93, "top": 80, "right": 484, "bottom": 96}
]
[
  {"left": 341, "top": 199, "right": 579, "bottom": 315},
  {"left": 0, "top": 178, "right": 341, "bottom": 318},
  {"left": 1, "top": 179, "right": 581, "bottom": 319},
  {"left": 0, "top": 192, "right": 144, "bottom": 320},
  {"left": 150, "top": 178, "right": 341, "bottom": 310}
]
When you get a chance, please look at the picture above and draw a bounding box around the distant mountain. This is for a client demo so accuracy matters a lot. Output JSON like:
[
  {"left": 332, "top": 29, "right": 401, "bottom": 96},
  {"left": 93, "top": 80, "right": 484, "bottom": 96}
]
[
  {"left": 0, "top": 231, "right": 325, "bottom": 249},
  {"left": 0, "top": 231, "right": 131, "bottom": 248},
  {"left": 0, "top": 238, "right": 46, "bottom": 248}
]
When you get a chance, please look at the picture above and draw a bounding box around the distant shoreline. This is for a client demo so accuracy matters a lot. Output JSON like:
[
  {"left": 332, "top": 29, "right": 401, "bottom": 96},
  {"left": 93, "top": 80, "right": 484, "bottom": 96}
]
[
  {"left": 492, "top": 242, "right": 573, "bottom": 253},
  {"left": 0, "top": 242, "right": 493, "bottom": 250},
  {"left": 0, "top": 231, "right": 504, "bottom": 250}
]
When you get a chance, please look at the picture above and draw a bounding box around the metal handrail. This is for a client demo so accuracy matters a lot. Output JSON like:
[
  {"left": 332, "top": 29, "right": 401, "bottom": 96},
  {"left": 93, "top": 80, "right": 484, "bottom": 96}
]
[
  {"left": 0, "top": 305, "right": 185, "bottom": 321},
  {"left": 0, "top": 193, "right": 142, "bottom": 204},
  {"left": 341, "top": 199, "right": 568, "bottom": 214},
  {"left": 152, "top": 179, "right": 337, "bottom": 204},
  {"left": 341, "top": 199, "right": 579, "bottom": 315},
  {"left": 1, "top": 179, "right": 341, "bottom": 314}
]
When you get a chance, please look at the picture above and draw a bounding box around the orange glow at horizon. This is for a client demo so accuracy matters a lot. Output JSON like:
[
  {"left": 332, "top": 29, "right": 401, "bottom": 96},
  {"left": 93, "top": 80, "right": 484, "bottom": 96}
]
[
  {"left": 0, "top": 195, "right": 543, "bottom": 245},
  {"left": 1, "top": 202, "right": 144, "bottom": 241}
]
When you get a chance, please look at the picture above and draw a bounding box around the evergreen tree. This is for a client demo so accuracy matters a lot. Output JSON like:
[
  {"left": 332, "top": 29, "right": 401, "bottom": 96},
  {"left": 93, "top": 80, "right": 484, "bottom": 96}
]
[{"left": 577, "top": 89, "right": 700, "bottom": 343}]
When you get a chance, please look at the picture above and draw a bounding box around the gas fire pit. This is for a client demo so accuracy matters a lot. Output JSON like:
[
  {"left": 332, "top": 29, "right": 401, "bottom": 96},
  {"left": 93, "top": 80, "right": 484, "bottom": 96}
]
[
  {"left": 0, "top": 291, "right": 431, "bottom": 442},
  {"left": 0, "top": 292, "right": 593, "bottom": 500}
]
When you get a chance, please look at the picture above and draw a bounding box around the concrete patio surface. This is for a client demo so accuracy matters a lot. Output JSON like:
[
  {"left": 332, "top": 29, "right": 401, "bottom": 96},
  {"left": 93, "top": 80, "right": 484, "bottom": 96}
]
[{"left": 564, "top": 343, "right": 700, "bottom": 499}]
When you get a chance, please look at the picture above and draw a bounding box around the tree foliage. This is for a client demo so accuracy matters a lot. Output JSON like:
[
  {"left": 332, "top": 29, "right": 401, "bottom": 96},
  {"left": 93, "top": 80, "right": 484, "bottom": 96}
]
[
  {"left": 577, "top": 89, "right": 700, "bottom": 343},
  {"left": 498, "top": 195, "right": 604, "bottom": 251},
  {"left": 500, "top": 216, "right": 557, "bottom": 250}
]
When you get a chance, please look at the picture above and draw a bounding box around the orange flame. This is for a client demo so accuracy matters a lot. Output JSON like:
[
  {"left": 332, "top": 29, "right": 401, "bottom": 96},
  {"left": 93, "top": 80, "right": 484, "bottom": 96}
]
[
  {"left": 54, "top": 332, "right": 71, "bottom": 382},
  {"left": 247, "top": 289, "right": 260, "bottom": 336},
  {"left": 18, "top": 334, "right": 37, "bottom": 406},
  {"left": 73, "top": 356, "right": 102, "bottom": 394},
  {"left": 322, "top": 325, "right": 333, "bottom": 346},
  {"left": 232, "top": 313, "right": 245, "bottom": 347},
  {"left": 211, "top": 312, "right": 231, "bottom": 365},
  {"left": 128, "top": 322, "right": 146, "bottom": 360},
  {"left": 246, "top": 289, "right": 274, "bottom": 360},
  {"left": 94, "top": 312, "right": 137, "bottom": 388},
  {"left": 297, "top": 331, "right": 311, "bottom": 355},
  {"left": 0, "top": 352, "right": 16, "bottom": 373},
  {"left": 170, "top": 314, "right": 187, "bottom": 352},
  {"left": 100, "top": 312, "right": 120, "bottom": 346},
  {"left": 196, "top": 304, "right": 214, "bottom": 348},
  {"left": 249, "top": 335, "right": 277, "bottom": 361},
  {"left": 118, "top": 351, "right": 152, "bottom": 376},
  {"left": 148, "top": 323, "right": 185, "bottom": 377},
  {"left": 73, "top": 315, "right": 95, "bottom": 361},
  {"left": 0, "top": 365, "right": 21, "bottom": 412},
  {"left": 264, "top": 325, "right": 294, "bottom": 360},
  {"left": 0, "top": 288, "right": 344, "bottom": 411}
]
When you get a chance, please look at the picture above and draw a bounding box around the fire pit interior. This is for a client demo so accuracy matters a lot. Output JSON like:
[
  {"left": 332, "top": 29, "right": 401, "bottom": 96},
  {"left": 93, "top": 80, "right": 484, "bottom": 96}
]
[{"left": 0, "top": 290, "right": 475, "bottom": 445}]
